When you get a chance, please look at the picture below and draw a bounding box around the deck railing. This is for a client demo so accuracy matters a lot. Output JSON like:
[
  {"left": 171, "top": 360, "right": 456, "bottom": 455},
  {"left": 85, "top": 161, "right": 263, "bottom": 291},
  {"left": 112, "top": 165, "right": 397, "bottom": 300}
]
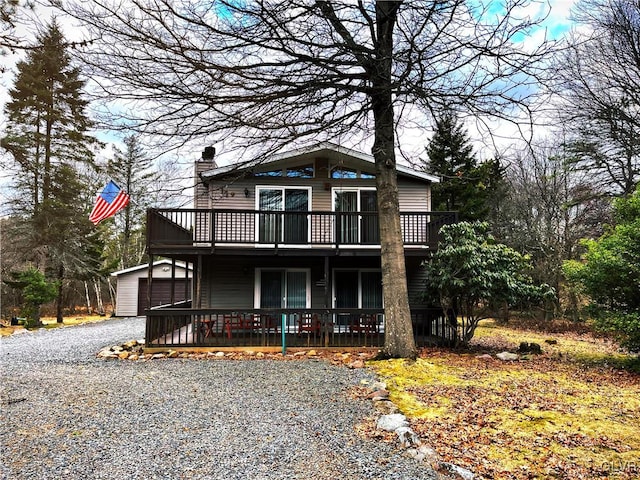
[
  {"left": 147, "top": 209, "right": 457, "bottom": 250},
  {"left": 145, "top": 308, "right": 456, "bottom": 349}
]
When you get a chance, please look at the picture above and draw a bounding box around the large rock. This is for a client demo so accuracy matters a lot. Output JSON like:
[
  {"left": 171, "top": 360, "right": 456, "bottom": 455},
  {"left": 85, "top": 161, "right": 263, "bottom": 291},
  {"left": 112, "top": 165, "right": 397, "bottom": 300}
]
[
  {"left": 377, "top": 413, "right": 408, "bottom": 432},
  {"left": 407, "top": 444, "right": 440, "bottom": 467},
  {"left": 395, "top": 426, "right": 420, "bottom": 447},
  {"left": 496, "top": 351, "right": 519, "bottom": 361},
  {"left": 439, "top": 462, "right": 475, "bottom": 480}
]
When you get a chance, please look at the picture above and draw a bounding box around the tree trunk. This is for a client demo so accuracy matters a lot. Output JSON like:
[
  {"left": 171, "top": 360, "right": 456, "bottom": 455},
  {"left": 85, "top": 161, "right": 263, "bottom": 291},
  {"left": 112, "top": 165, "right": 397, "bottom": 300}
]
[
  {"left": 93, "top": 279, "right": 104, "bottom": 315},
  {"left": 84, "top": 281, "right": 92, "bottom": 314},
  {"left": 372, "top": 1, "right": 416, "bottom": 359},
  {"left": 107, "top": 277, "right": 116, "bottom": 314},
  {"left": 56, "top": 264, "right": 64, "bottom": 323}
]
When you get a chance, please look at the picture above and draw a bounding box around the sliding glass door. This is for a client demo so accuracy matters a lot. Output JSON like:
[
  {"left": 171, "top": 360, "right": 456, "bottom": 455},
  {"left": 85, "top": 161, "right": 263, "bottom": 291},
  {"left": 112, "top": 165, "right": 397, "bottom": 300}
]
[
  {"left": 258, "top": 269, "right": 310, "bottom": 327},
  {"left": 334, "top": 189, "right": 379, "bottom": 245},
  {"left": 258, "top": 188, "right": 309, "bottom": 244},
  {"left": 360, "top": 190, "right": 379, "bottom": 244},
  {"left": 333, "top": 269, "right": 383, "bottom": 328}
]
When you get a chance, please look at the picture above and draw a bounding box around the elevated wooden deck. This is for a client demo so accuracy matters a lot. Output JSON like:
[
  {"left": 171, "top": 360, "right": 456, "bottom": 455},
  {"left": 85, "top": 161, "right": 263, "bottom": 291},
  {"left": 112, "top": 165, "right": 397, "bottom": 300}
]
[{"left": 147, "top": 208, "right": 457, "bottom": 255}]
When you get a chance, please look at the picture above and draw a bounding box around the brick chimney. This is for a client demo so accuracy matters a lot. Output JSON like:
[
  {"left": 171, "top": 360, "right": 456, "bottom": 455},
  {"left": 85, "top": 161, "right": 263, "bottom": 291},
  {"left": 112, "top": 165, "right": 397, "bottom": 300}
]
[{"left": 194, "top": 146, "right": 216, "bottom": 208}]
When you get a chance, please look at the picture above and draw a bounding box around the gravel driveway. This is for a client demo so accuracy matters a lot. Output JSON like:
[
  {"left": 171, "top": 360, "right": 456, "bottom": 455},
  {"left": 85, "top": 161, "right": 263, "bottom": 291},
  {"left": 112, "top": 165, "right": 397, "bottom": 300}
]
[{"left": 0, "top": 317, "right": 437, "bottom": 480}]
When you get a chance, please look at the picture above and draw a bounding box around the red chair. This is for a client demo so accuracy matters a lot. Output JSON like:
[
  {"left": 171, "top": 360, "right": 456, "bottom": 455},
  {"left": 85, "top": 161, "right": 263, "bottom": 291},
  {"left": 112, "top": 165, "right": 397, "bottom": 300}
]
[
  {"left": 349, "top": 314, "right": 379, "bottom": 334},
  {"left": 297, "top": 313, "right": 321, "bottom": 336}
]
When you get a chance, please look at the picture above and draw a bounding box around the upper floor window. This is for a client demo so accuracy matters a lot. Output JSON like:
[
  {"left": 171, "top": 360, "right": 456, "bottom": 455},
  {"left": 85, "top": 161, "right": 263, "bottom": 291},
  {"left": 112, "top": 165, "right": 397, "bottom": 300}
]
[
  {"left": 254, "top": 169, "right": 283, "bottom": 177},
  {"left": 287, "top": 164, "right": 314, "bottom": 178},
  {"left": 253, "top": 163, "right": 315, "bottom": 178},
  {"left": 330, "top": 165, "right": 375, "bottom": 179}
]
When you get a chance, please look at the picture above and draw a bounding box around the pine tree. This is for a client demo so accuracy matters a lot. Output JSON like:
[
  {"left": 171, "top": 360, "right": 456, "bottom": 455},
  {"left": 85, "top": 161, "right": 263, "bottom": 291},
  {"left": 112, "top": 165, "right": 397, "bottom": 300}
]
[
  {"left": 1, "top": 20, "right": 102, "bottom": 319},
  {"left": 1, "top": 19, "right": 99, "bottom": 219},
  {"left": 425, "top": 110, "right": 495, "bottom": 222},
  {"left": 43, "top": 164, "right": 104, "bottom": 321},
  {"left": 105, "top": 134, "right": 156, "bottom": 269}
]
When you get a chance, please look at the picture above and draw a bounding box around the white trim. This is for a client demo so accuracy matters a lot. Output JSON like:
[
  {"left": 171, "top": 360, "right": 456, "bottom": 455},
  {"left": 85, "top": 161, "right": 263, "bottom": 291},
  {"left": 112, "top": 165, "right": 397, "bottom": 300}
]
[
  {"left": 110, "top": 260, "right": 192, "bottom": 277},
  {"left": 255, "top": 185, "right": 312, "bottom": 247}
]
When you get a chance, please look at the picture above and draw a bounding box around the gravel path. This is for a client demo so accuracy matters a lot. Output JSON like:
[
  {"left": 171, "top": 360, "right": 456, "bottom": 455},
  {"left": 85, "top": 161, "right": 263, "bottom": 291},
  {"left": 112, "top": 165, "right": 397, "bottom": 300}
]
[{"left": 0, "top": 318, "right": 437, "bottom": 480}]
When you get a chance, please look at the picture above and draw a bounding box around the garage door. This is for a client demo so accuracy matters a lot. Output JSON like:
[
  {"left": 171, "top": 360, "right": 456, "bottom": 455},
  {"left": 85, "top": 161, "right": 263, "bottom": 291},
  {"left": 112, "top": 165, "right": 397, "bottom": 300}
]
[{"left": 137, "top": 278, "right": 192, "bottom": 315}]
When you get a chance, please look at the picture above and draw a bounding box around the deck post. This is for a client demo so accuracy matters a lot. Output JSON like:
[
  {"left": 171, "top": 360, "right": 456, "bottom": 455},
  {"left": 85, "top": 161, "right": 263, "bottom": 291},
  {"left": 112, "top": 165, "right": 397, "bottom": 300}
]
[
  {"left": 196, "top": 255, "right": 202, "bottom": 308},
  {"left": 281, "top": 313, "right": 286, "bottom": 355},
  {"left": 170, "top": 258, "right": 176, "bottom": 304},
  {"left": 147, "top": 254, "right": 153, "bottom": 313},
  {"left": 324, "top": 256, "right": 330, "bottom": 348}
]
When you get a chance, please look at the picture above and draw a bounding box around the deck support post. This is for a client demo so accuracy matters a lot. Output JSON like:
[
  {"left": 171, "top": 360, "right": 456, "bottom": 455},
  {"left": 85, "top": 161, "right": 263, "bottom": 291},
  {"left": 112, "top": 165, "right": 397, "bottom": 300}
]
[
  {"left": 147, "top": 254, "right": 153, "bottom": 313},
  {"left": 170, "top": 258, "right": 176, "bottom": 305},
  {"left": 281, "top": 314, "right": 286, "bottom": 355},
  {"left": 324, "top": 256, "right": 330, "bottom": 348},
  {"left": 196, "top": 255, "right": 203, "bottom": 308}
]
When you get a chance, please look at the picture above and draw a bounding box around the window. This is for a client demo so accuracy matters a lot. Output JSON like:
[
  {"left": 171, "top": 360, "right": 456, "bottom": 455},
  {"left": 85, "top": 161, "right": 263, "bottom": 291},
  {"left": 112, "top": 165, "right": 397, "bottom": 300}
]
[
  {"left": 334, "top": 270, "right": 382, "bottom": 309},
  {"left": 330, "top": 165, "right": 375, "bottom": 179},
  {"left": 253, "top": 164, "right": 314, "bottom": 178},
  {"left": 257, "top": 187, "right": 310, "bottom": 244},
  {"left": 254, "top": 169, "right": 283, "bottom": 177},
  {"left": 331, "top": 167, "right": 357, "bottom": 179},
  {"left": 287, "top": 164, "right": 314, "bottom": 178},
  {"left": 333, "top": 188, "right": 379, "bottom": 244}
]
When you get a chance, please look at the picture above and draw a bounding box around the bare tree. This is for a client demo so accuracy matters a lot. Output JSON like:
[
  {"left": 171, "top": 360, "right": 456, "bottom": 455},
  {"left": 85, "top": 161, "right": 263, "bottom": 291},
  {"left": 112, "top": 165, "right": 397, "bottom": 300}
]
[
  {"left": 52, "top": 0, "right": 554, "bottom": 358},
  {"left": 554, "top": 0, "right": 640, "bottom": 196},
  {"left": 498, "top": 140, "right": 610, "bottom": 318}
]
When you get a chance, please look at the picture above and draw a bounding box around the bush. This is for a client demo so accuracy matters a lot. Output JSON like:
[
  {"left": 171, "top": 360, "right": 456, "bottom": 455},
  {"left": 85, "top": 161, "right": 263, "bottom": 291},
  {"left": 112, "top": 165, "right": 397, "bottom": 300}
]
[
  {"left": 4, "top": 267, "right": 58, "bottom": 327},
  {"left": 564, "top": 186, "right": 640, "bottom": 350},
  {"left": 425, "top": 222, "right": 552, "bottom": 346}
]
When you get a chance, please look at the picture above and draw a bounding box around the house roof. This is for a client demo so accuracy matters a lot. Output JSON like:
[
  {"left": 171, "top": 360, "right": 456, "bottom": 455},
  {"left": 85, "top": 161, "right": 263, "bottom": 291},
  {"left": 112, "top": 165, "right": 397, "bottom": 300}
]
[
  {"left": 200, "top": 142, "right": 439, "bottom": 183},
  {"left": 111, "top": 260, "right": 192, "bottom": 277}
]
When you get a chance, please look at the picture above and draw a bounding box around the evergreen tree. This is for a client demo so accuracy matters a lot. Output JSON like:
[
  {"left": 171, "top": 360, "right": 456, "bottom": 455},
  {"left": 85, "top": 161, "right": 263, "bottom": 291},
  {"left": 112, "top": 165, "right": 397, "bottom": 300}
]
[
  {"left": 1, "top": 0, "right": 25, "bottom": 57},
  {"left": 105, "top": 135, "right": 156, "bottom": 269},
  {"left": 4, "top": 267, "right": 58, "bottom": 327},
  {"left": 43, "top": 164, "right": 104, "bottom": 322},
  {"left": 1, "top": 20, "right": 102, "bottom": 318},
  {"left": 425, "top": 110, "right": 495, "bottom": 221},
  {"left": 1, "top": 19, "right": 99, "bottom": 220}
]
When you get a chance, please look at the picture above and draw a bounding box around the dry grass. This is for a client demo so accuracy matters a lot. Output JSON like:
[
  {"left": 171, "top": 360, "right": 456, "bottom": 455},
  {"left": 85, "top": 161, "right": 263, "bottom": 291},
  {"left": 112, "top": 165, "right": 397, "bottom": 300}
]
[
  {"left": 0, "top": 315, "right": 110, "bottom": 336},
  {"left": 371, "top": 320, "right": 640, "bottom": 479}
]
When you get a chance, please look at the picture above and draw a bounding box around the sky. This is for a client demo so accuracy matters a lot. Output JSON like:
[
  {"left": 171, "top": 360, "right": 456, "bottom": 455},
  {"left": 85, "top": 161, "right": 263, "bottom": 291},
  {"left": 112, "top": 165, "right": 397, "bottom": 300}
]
[{"left": 0, "top": 0, "right": 581, "bottom": 211}]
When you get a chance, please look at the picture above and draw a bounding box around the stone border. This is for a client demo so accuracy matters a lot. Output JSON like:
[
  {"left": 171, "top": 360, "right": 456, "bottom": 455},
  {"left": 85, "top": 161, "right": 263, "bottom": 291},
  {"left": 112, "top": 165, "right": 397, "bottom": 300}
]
[{"left": 362, "top": 381, "right": 475, "bottom": 480}]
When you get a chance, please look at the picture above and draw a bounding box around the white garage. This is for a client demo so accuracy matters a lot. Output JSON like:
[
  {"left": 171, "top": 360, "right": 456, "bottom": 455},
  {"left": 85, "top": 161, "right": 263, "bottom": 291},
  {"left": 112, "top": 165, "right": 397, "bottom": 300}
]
[{"left": 111, "top": 260, "right": 192, "bottom": 317}]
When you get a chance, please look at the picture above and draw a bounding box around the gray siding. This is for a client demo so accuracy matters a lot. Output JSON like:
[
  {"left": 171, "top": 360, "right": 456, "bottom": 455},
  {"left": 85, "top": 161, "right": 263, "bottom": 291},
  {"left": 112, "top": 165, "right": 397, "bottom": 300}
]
[
  {"left": 398, "top": 178, "right": 431, "bottom": 211},
  {"left": 202, "top": 256, "right": 334, "bottom": 309},
  {"left": 199, "top": 255, "right": 432, "bottom": 311},
  {"left": 406, "top": 257, "right": 430, "bottom": 308},
  {"left": 114, "top": 274, "right": 139, "bottom": 317},
  {"left": 203, "top": 257, "right": 255, "bottom": 309},
  {"left": 206, "top": 156, "right": 430, "bottom": 212}
]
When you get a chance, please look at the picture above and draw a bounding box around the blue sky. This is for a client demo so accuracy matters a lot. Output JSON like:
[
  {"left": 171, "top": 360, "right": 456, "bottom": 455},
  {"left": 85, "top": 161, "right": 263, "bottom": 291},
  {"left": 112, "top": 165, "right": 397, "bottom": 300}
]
[{"left": 483, "top": 0, "right": 576, "bottom": 40}]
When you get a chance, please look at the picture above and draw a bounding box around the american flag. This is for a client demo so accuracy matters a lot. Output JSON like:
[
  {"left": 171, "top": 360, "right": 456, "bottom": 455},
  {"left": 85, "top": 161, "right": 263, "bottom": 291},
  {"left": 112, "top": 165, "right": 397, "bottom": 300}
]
[{"left": 89, "top": 180, "right": 130, "bottom": 225}]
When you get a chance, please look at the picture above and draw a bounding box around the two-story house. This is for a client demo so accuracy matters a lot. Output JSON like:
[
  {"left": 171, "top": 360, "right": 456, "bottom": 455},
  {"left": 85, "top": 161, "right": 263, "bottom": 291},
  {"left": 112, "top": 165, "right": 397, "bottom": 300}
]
[{"left": 145, "top": 142, "right": 457, "bottom": 350}]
